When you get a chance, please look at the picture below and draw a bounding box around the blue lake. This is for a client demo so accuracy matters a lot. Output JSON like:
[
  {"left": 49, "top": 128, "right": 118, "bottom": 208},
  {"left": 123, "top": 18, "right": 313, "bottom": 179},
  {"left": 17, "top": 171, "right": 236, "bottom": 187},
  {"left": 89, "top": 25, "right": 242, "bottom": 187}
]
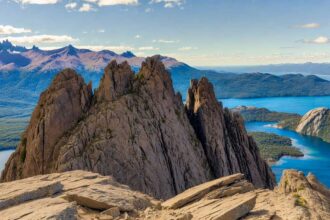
[
  {"left": 221, "top": 96, "right": 330, "bottom": 187},
  {"left": 245, "top": 122, "right": 330, "bottom": 187}
]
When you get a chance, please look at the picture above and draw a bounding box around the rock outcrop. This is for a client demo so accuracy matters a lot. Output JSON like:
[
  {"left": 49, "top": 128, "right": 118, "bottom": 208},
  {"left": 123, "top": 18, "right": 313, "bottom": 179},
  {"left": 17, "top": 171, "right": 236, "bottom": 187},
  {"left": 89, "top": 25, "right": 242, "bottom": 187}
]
[
  {"left": 244, "top": 169, "right": 330, "bottom": 220},
  {"left": 296, "top": 107, "right": 330, "bottom": 142},
  {"left": 186, "top": 78, "right": 275, "bottom": 188},
  {"left": 0, "top": 170, "right": 159, "bottom": 220},
  {"left": 1, "top": 56, "right": 275, "bottom": 199},
  {"left": 0, "top": 170, "right": 328, "bottom": 220},
  {"left": 0, "top": 170, "right": 257, "bottom": 220}
]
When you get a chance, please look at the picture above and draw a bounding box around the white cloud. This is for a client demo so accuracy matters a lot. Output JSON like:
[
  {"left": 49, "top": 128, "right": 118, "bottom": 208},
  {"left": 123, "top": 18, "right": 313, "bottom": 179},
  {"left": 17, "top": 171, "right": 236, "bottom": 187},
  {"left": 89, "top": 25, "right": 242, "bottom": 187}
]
[
  {"left": 303, "top": 36, "right": 329, "bottom": 44},
  {"left": 98, "top": 0, "right": 138, "bottom": 6},
  {"left": 138, "top": 46, "right": 159, "bottom": 51},
  {"left": 74, "top": 45, "right": 135, "bottom": 53},
  {"left": 0, "top": 25, "right": 32, "bottom": 35},
  {"left": 65, "top": 2, "right": 78, "bottom": 10},
  {"left": 135, "top": 34, "right": 141, "bottom": 39},
  {"left": 84, "top": 0, "right": 98, "bottom": 2},
  {"left": 295, "top": 23, "right": 320, "bottom": 29},
  {"left": 178, "top": 46, "right": 197, "bottom": 51},
  {"left": 79, "top": 3, "right": 95, "bottom": 12},
  {"left": 15, "top": 0, "right": 59, "bottom": 4},
  {"left": 0, "top": 35, "right": 77, "bottom": 44},
  {"left": 153, "top": 39, "right": 178, "bottom": 43},
  {"left": 150, "top": 0, "right": 185, "bottom": 8},
  {"left": 98, "top": 29, "right": 106, "bottom": 33}
]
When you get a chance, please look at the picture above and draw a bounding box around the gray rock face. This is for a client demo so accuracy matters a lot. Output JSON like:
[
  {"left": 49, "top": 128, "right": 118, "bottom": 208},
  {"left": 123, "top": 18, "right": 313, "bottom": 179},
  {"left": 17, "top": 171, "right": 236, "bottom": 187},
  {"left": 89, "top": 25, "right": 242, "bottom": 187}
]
[
  {"left": 1, "top": 56, "right": 275, "bottom": 199},
  {"left": 185, "top": 78, "right": 275, "bottom": 188}
]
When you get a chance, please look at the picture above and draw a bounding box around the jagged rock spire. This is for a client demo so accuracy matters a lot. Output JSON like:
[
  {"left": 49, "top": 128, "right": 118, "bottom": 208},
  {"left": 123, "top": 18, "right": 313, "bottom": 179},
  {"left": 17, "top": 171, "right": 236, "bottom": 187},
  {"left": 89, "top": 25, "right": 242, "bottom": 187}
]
[
  {"left": 185, "top": 77, "right": 275, "bottom": 188},
  {"left": 95, "top": 60, "right": 134, "bottom": 102}
]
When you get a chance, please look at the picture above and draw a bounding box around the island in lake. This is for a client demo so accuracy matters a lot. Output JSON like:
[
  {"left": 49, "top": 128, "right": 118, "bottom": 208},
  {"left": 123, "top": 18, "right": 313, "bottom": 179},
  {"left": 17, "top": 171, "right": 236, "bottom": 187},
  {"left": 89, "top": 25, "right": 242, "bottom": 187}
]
[
  {"left": 250, "top": 132, "right": 304, "bottom": 164},
  {"left": 233, "top": 105, "right": 330, "bottom": 143}
]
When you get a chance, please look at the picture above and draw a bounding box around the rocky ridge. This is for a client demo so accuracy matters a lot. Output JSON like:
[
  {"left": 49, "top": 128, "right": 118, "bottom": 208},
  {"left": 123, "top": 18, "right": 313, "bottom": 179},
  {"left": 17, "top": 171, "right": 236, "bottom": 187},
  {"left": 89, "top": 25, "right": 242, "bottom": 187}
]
[
  {"left": 0, "top": 169, "right": 329, "bottom": 220},
  {"left": 296, "top": 107, "right": 330, "bottom": 142},
  {"left": 1, "top": 56, "right": 275, "bottom": 199}
]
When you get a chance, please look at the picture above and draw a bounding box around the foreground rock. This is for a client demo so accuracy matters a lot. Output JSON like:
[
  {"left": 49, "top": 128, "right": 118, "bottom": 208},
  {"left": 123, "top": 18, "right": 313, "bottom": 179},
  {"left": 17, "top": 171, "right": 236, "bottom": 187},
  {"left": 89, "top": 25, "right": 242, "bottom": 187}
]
[
  {"left": 244, "top": 169, "right": 330, "bottom": 220},
  {"left": 296, "top": 107, "right": 330, "bottom": 143},
  {"left": 1, "top": 56, "right": 275, "bottom": 199},
  {"left": 1, "top": 170, "right": 328, "bottom": 220},
  {"left": 0, "top": 170, "right": 256, "bottom": 220},
  {"left": 0, "top": 170, "right": 158, "bottom": 220}
]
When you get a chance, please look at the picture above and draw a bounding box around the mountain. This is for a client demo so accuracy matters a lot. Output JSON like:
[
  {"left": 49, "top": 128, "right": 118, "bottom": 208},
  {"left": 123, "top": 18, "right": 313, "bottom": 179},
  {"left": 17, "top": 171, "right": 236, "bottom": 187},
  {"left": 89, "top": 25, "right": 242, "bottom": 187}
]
[
  {"left": 295, "top": 107, "right": 330, "bottom": 143},
  {"left": 209, "top": 72, "right": 330, "bottom": 98},
  {"left": 1, "top": 56, "right": 275, "bottom": 199},
  {"left": 217, "top": 62, "right": 330, "bottom": 76},
  {"left": 0, "top": 40, "right": 189, "bottom": 73}
]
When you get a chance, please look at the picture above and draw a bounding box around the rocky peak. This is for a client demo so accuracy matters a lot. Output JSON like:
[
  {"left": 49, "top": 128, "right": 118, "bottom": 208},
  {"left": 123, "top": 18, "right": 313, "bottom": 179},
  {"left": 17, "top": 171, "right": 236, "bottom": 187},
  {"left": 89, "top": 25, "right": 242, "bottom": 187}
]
[
  {"left": 1, "top": 57, "right": 275, "bottom": 199},
  {"left": 1, "top": 68, "right": 92, "bottom": 181},
  {"left": 95, "top": 60, "right": 134, "bottom": 102},
  {"left": 185, "top": 77, "right": 275, "bottom": 188},
  {"left": 121, "top": 51, "right": 136, "bottom": 58},
  {"left": 186, "top": 77, "right": 217, "bottom": 113},
  {"left": 137, "top": 56, "right": 176, "bottom": 100}
]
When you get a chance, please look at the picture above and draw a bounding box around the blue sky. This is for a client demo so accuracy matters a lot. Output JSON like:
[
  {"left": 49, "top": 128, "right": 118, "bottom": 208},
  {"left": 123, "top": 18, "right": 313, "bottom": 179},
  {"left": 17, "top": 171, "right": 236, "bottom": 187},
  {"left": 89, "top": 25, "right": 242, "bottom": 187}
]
[{"left": 1, "top": 0, "right": 330, "bottom": 66}]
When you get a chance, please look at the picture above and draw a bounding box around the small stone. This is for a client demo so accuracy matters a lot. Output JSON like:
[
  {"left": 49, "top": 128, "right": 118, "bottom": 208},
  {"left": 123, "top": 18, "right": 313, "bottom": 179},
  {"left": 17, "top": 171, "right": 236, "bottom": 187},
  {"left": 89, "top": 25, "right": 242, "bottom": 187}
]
[{"left": 102, "top": 207, "right": 120, "bottom": 218}]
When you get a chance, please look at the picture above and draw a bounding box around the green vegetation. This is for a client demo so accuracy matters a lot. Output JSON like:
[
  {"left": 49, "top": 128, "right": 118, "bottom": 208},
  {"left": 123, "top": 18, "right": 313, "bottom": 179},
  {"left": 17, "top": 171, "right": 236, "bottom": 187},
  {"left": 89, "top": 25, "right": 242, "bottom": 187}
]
[
  {"left": 250, "top": 132, "right": 304, "bottom": 163},
  {"left": 277, "top": 117, "right": 301, "bottom": 130},
  {"left": 20, "top": 145, "right": 26, "bottom": 163},
  {"left": 209, "top": 72, "right": 330, "bottom": 98},
  {"left": 293, "top": 193, "right": 308, "bottom": 208},
  {"left": 233, "top": 106, "right": 301, "bottom": 124},
  {"left": 232, "top": 106, "right": 301, "bottom": 130}
]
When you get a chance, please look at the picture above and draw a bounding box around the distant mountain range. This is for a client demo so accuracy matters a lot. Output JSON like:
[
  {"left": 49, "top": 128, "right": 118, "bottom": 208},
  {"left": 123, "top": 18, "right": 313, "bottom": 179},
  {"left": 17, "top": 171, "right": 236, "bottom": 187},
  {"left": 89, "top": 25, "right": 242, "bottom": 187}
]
[
  {"left": 214, "top": 62, "right": 330, "bottom": 76},
  {"left": 0, "top": 40, "right": 189, "bottom": 73},
  {"left": 2, "top": 40, "right": 330, "bottom": 101}
]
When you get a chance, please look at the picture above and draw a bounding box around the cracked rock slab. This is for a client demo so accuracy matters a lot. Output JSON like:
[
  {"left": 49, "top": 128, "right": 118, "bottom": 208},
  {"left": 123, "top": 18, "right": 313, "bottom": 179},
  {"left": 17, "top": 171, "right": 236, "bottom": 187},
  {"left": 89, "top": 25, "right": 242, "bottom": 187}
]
[
  {"left": 162, "top": 173, "right": 244, "bottom": 209},
  {"left": 0, "top": 197, "right": 77, "bottom": 220},
  {"left": 0, "top": 177, "right": 63, "bottom": 210}
]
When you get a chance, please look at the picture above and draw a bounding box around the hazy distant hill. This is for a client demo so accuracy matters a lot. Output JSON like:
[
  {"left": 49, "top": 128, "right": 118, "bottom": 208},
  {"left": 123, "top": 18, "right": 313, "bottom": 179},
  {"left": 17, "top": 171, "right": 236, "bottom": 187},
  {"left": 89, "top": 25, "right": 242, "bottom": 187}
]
[
  {"left": 216, "top": 62, "right": 330, "bottom": 76},
  {"left": 209, "top": 72, "right": 330, "bottom": 98}
]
